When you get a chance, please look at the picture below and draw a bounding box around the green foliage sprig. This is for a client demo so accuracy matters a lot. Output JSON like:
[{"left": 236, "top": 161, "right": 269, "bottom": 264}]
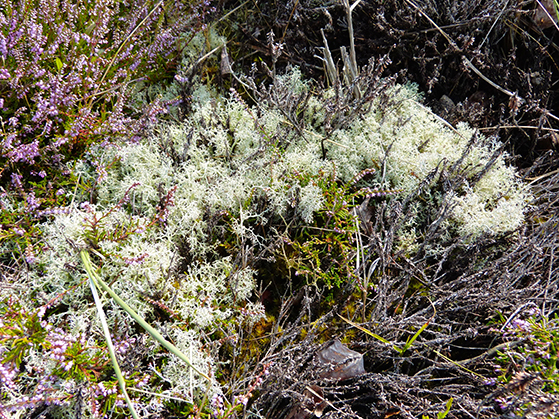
[
  {"left": 285, "top": 167, "right": 401, "bottom": 289},
  {"left": 496, "top": 314, "right": 559, "bottom": 388},
  {"left": 0, "top": 297, "right": 48, "bottom": 367}
]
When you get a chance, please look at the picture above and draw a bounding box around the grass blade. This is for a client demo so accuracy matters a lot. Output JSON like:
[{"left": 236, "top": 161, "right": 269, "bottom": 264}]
[
  {"left": 80, "top": 250, "right": 210, "bottom": 382},
  {"left": 338, "top": 314, "right": 402, "bottom": 353},
  {"left": 400, "top": 299, "right": 436, "bottom": 354},
  {"left": 82, "top": 251, "right": 140, "bottom": 419},
  {"left": 339, "top": 299, "right": 436, "bottom": 355}
]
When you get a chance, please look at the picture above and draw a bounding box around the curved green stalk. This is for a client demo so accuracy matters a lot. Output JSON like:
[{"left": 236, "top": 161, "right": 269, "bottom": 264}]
[
  {"left": 80, "top": 250, "right": 210, "bottom": 382},
  {"left": 82, "top": 251, "right": 140, "bottom": 419}
]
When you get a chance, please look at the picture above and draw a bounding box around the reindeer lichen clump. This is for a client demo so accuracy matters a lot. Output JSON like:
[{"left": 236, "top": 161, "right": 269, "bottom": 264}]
[{"left": 1, "top": 43, "right": 530, "bottom": 418}]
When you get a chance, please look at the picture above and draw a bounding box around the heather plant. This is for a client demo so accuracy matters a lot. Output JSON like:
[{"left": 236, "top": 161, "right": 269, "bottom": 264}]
[
  {"left": 0, "top": 0, "right": 212, "bottom": 262},
  {"left": 491, "top": 311, "right": 559, "bottom": 416},
  {"left": 0, "top": 294, "right": 153, "bottom": 417},
  {"left": 284, "top": 167, "right": 402, "bottom": 289},
  {"left": 0, "top": 195, "right": 248, "bottom": 416},
  {"left": 0, "top": 61, "right": 532, "bottom": 416},
  {"left": 0, "top": 8, "right": 534, "bottom": 414}
]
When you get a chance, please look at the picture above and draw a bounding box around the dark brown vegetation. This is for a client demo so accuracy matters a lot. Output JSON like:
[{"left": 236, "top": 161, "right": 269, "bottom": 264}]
[
  {"left": 2, "top": 0, "right": 558, "bottom": 417},
  {"left": 214, "top": 1, "right": 559, "bottom": 417},
  {"left": 222, "top": 0, "right": 559, "bottom": 166}
]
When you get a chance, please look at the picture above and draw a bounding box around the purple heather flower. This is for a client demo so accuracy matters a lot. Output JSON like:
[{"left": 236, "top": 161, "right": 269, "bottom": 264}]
[
  {"left": 0, "top": 37, "right": 6, "bottom": 59},
  {"left": 174, "top": 73, "right": 188, "bottom": 84},
  {"left": 483, "top": 377, "right": 497, "bottom": 386},
  {"left": 63, "top": 360, "right": 73, "bottom": 371},
  {"left": 496, "top": 396, "right": 512, "bottom": 410},
  {"left": 210, "top": 394, "right": 225, "bottom": 418},
  {"left": 13, "top": 227, "right": 25, "bottom": 236},
  {"left": 510, "top": 318, "right": 530, "bottom": 332},
  {"left": 235, "top": 394, "right": 250, "bottom": 406},
  {"left": 2, "top": 133, "right": 16, "bottom": 149},
  {"left": 0, "top": 362, "right": 17, "bottom": 391},
  {"left": 24, "top": 245, "right": 37, "bottom": 265},
  {"left": 526, "top": 306, "right": 540, "bottom": 317},
  {"left": 26, "top": 191, "right": 40, "bottom": 211},
  {"left": 134, "top": 225, "right": 146, "bottom": 234},
  {"left": 10, "top": 173, "right": 23, "bottom": 189},
  {"left": 8, "top": 140, "right": 40, "bottom": 164},
  {"left": 80, "top": 202, "right": 93, "bottom": 212},
  {"left": 36, "top": 206, "right": 71, "bottom": 217},
  {"left": 137, "top": 374, "right": 150, "bottom": 388},
  {"left": 122, "top": 253, "right": 148, "bottom": 265}
]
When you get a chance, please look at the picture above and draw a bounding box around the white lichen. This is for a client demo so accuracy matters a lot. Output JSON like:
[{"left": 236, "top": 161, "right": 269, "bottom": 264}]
[{"left": 5, "top": 63, "right": 530, "bottom": 417}]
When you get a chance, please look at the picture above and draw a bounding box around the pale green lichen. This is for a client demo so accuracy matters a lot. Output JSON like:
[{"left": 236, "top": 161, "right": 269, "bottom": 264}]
[
  {"left": 159, "top": 328, "right": 221, "bottom": 400},
  {"left": 51, "top": 68, "right": 529, "bottom": 376},
  {"left": 173, "top": 258, "right": 258, "bottom": 328},
  {"left": 129, "top": 28, "right": 227, "bottom": 120},
  {"left": 322, "top": 84, "right": 530, "bottom": 240},
  {"left": 298, "top": 183, "right": 325, "bottom": 224},
  {"left": 4, "top": 63, "right": 531, "bottom": 417}
]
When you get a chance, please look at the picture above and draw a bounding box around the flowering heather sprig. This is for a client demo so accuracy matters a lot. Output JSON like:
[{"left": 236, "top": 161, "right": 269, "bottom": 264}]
[
  {"left": 234, "top": 362, "right": 272, "bottom": 407},
  {"left": 10, "top": 173, "right": 23, "bottom": 190},
  {"left": 349, "top": 167, "right": 376, "bottom": 185},
  {"left": 79, "top": 201, "right": 94, "bottom": 213},
  {"left": 94, "top": 381, "right": 118, "bottom": 398},
  {"left": 110, "top": 335, "right": 138, "bottom": 357},
  {"left": 483, "top": 377, "right": 497, "bottom": 386},
  {"left": 88, "top": 152, "right": 117, "bottom": 184},
  {"left": 267, "top": 30, "right": 284, "bottom": 65},
  {"left": 209, "top": 362, "right": 272, "bottom": 418},
  {"left": 229, "top": 88, "right": 251, "bottom": 116},
  {"left": 2, "top": 394, "right": 66, "bottom": 414},
  {"left": 0, "top": 297, "right": 105, "bottom": 409},
  {"left": 47, "top": 327, "right": 80, "bottom": 367},
  {"left": 25, "top": 191, "right": 40, "bottom": 211},
  {"left": 12, "top": 227, "right": 25, "bottom": 236},
  {"left": 0, "top": 0, "right": 212, "bottom": 260},
  {"left": 24, "top": 244, "right": 37, "bottom": 265},
  {"left": 82, "top": 182, "right": 140, "bottom": 230},
  {"left": 35, "top": 205, "right": 72, "bottom": 218},
  {"left": 495, "top": 395, "right": 513, "bottom": 411},
  {"left": 239, "top": 305, "right": 265, "bottom": 318},
  {"left": 357, "top": 186, "right": 403, "bottom": 198},
  {"left": 210, "top": 393, "right": 226, "bottom": 418},
  {"left": 5, "top": 140, "right": 40, "bottom": 164},
  {"left": 81, "top": 209, "right": 150, "bottom": 248},
  {"left": 0, "top": 356, "right": 17, "bottom": 393},
  {"left": 120, "top": 253, "right": 149, "bottom": 266},
  {"left": 156, "top": 184, "right": 178, "bottom": 224},
  {"left": 489, "top": 313, "right": 559, "bottom": 416},
  {"left": 0, "top": 294, "right": 156, "bottom": 416},
  {"left": 144, "top": 296, "right": 185, "bottom": 324}
]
